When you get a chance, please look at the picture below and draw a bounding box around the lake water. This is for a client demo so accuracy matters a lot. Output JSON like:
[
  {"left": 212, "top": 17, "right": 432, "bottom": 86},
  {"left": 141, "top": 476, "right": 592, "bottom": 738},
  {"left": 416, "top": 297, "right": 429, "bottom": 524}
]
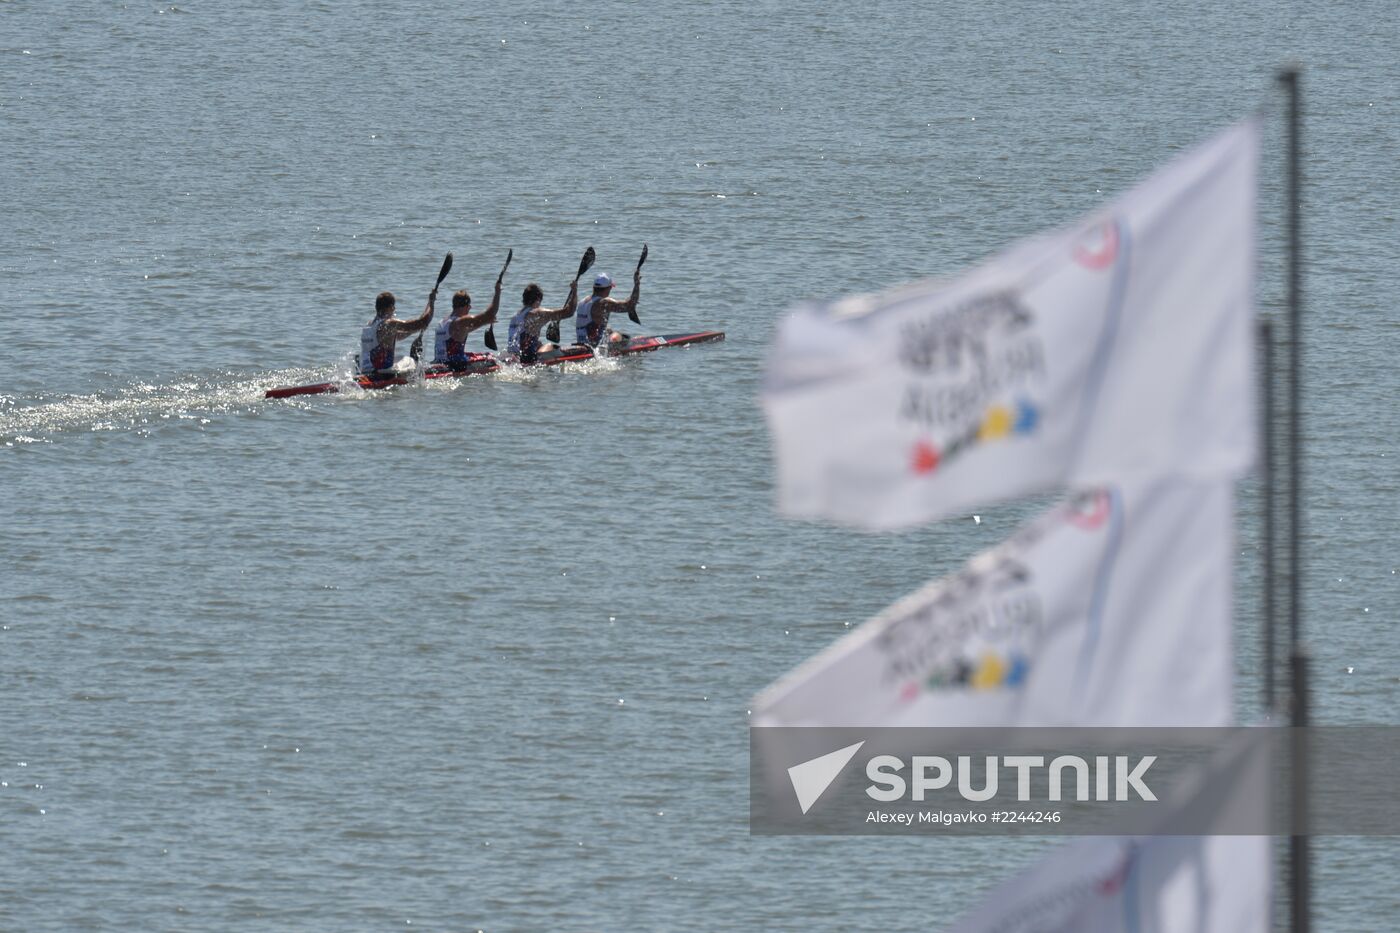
[{"left": 2, "top": 2, "right": 1397, "bottom": 929}]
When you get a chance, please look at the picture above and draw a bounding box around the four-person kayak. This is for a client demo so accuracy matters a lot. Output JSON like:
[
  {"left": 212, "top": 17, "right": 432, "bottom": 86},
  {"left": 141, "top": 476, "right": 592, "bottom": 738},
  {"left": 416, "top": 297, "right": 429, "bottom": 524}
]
[{"left": 264, "top": 330, "right": 725, "bottom": 399}]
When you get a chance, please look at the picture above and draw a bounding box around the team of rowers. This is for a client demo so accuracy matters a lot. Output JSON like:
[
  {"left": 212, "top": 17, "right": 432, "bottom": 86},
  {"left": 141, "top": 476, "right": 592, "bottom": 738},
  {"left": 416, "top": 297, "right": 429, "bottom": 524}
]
[{"left": 358, "top": 248, "right": 642, "bottom": 375}]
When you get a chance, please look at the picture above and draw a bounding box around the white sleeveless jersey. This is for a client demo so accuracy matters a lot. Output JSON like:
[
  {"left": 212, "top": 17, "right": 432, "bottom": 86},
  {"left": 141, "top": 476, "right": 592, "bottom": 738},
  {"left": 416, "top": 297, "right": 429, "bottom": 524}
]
[
  {"left": 507, "top": 307, "right": 531, "bottom": 354},
  {"left": 359, "top": 319, "right": 392, "bottom": 372},
  {"left": 433, "top": 317, "right": 454, "bottom": 363},
  {"left": 574, "top": 295, "right": 602, "bottom": 344}
]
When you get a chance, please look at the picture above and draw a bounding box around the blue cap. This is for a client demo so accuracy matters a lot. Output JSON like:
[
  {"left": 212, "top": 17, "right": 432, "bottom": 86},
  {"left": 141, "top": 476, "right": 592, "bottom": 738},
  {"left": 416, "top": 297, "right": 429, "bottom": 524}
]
[{"left": 593, "top": 272, "right": 613, "bottom": 288}]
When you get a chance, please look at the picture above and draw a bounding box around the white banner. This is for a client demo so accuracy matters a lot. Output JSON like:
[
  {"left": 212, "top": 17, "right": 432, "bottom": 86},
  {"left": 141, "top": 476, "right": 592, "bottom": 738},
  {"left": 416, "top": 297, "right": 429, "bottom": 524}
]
[
  {"left": 763, "top": 119, "right": 1258, "bottom": 529},
  {"left": 752, "top": 477, "right": 1234, "bottom": 728},
  {"left": 946, "top": 734, "right": 1272, "bottom": 933}
]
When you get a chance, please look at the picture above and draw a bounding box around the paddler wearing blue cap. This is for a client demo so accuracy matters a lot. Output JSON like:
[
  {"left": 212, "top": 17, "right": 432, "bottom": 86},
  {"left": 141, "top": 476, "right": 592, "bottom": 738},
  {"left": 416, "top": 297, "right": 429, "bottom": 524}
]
[{"left": 573, "top": 264, "right": 641, "bottom": 348}]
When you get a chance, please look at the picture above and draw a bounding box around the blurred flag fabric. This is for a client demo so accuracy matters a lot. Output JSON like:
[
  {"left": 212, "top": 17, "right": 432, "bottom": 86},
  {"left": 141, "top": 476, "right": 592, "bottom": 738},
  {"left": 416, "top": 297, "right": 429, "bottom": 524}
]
[
  {"left": 762, "top": 119, "right": 1258, "bottom": 529},
  {"left": 945, "top": 733, "right": 1271, "bottom": 933},
  {"left": 752, "top": 477, "right": 1234, "bottom": 728}
]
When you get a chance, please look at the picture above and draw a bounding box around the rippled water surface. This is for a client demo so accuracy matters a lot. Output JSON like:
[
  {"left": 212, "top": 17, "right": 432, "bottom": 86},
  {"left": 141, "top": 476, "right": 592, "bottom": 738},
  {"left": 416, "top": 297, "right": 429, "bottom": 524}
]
[{"left": 3, "top": 2, "right": 1398, "bottom": 930}]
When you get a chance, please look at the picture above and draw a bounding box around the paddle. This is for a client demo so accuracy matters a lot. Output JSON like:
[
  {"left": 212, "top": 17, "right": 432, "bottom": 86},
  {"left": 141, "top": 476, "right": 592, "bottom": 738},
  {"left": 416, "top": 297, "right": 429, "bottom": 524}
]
[
  {"left": 410, "top": 252, "right": 454, "bottom": 364},
  {"left": 484, "top": 248, "right": 512, "bottom": 352},
  {"left": 547, "top": 246, "right": 596, "bottom": 345},
  {"left": 627, "top": 243, "right": 647, "bottom": 325}
]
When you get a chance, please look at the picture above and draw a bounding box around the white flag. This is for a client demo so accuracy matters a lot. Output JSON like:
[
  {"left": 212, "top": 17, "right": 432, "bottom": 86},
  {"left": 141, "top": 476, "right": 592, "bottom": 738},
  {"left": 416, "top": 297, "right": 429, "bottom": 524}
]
[
  {"left": 763, "top": 119, "right": 1258, "bottom": 529},
  {"left": 946, "top": 734, "right": 1272, "bottom": 933},
  {"left": 945, "top": 837, "right": 1270, "bottom": 933},
  {"left": 752, "top": 477, "right": 1234, "bottom": 728}
]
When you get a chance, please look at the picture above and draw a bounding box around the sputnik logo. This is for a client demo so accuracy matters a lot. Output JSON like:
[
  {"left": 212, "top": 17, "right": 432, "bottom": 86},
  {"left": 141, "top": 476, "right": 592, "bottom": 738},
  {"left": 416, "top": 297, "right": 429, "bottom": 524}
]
[{"left": 787, "top": 741, "right": 865, "bottom": 814}]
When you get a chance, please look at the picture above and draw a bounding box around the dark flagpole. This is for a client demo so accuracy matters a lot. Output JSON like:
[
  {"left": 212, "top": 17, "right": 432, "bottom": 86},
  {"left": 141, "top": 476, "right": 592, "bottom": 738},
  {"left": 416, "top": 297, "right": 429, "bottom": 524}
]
[
  {"left": 1278, "top": 64, "right": 1310, "bottom": 933},
  {"left": 1259, "top": 317, "right": 1277, "bottom": 712}
]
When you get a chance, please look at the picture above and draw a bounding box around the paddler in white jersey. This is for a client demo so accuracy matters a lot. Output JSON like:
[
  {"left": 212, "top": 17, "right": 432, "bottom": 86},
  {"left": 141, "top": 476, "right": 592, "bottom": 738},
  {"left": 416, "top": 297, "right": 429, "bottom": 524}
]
[
  {"left": 573, "top": 268, "right": 641, "bottom": 348},
  {"left": 507, "top": 279, "right": 579, "bottom": 365},
  {"left": 431, "top": 282, "right": 501, "bottom": 369},
  {"left": 359, "top": 289, "right": 435, "bottom": 374}
]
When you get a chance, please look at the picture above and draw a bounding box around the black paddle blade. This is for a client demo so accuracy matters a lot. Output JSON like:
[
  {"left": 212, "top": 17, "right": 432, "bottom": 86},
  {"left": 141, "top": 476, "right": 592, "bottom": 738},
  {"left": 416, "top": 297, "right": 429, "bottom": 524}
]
[
  {"left": 546, "top": 321, "right": 561, "bottom": 344},
  {"left": 628, "top": 244, "right": 646, "bottom": 324},
  {"left": 485, "top": 326, "right": 497, "bottom": 351},
  {"left": 577, "top": 246, "right": 596, "bottom": 279},
  {"left": 410, "top": 335, "right": 423, "bottom": 362},
  {"left": 497, "top": 248, "right": 513, "bottom": 284},
  {"left": 436, "top": 252, "right": 454, "bottom": 287}
]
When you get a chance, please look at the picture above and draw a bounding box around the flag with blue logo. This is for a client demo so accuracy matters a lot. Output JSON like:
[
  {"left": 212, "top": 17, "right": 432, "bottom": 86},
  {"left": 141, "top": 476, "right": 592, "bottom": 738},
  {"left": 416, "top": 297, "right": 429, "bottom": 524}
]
[{"left": 762, "top": 119, "right": 1258, "bottom": 529}]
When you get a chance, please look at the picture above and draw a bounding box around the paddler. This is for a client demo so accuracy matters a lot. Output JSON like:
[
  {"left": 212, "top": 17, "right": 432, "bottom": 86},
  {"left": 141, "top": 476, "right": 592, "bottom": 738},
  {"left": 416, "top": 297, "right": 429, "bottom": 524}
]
[
  {"left": 507, "top": 279, "right": 580, "bottom": 365},
  {"left": 360, "top": 289, "right": 435, "bottom": 374},
  {"left": 431, "top": 281, "right": 501, "bottom": 369},
  {"left": 573, "top": 267, "right": 640, "bottom": 348}
]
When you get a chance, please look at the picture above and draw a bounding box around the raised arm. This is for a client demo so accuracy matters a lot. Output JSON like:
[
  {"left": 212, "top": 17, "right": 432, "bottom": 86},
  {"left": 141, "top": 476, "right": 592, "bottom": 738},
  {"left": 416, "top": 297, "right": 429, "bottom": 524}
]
[
  {"left": 531, "top": 279, "right": 580, "bottom": 325},
  {"left": 450, "top": 287, "right": 502, "bottom": 341},
  {"left": 560, "top": 278, "right": 579, "bottom": 317},
  {"left": 462, "top": 278, "right": 503, "bottom": 330},
  {"left": 483, "top": 278, "right": 503, "bottom": 323},
  {"left": 603, "top": 267, "right": 641, "bottom": 317},
  {"left": 389, "top": 290, "right": 436, "bottom": 338}
]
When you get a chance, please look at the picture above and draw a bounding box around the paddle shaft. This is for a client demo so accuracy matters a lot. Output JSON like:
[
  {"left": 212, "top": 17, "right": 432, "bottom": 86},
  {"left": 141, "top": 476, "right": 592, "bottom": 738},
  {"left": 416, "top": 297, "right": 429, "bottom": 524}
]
[
  {"left": 485, "top": 248, "right": 512, "bottom": 352},
  {"left": 546, "top": 247, "right": 595, "bottom": 345},
  {"left": 627, "top": 243, "right": 647, "bottom": 325},
  {"left": 410, "top": 253, "right": 454, "bottom": 362}
]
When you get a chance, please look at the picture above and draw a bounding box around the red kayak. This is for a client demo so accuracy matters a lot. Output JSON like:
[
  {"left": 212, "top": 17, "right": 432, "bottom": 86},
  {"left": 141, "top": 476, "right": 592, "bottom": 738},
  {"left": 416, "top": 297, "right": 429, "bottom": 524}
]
[{"left": 265, "top": 331, "right": 725, "bottom": 399}]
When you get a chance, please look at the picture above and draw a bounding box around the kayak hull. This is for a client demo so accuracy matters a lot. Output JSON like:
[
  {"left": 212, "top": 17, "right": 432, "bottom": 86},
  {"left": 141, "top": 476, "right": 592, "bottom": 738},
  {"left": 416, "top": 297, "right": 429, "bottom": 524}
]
[{"left": 265, "top": 331, "right": 725, "bottom": 399}]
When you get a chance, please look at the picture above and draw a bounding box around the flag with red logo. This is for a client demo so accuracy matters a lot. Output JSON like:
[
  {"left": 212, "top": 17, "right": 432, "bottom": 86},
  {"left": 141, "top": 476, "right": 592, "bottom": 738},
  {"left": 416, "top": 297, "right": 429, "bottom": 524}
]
[
  {"left": 762, "top": 119, "right": 1258, "bottom": 529},
  {"left": 752, "top": 476, "right": 1234, "bottom": 728}
]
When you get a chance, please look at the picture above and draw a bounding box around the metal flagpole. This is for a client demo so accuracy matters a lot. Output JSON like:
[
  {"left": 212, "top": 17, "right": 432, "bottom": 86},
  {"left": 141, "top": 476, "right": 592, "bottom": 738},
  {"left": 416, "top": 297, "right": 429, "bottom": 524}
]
[
  {"left": 1259, "top": 317, "right": 1277, "bottom": 712},
  {"left": 1278, "top": 64, "right": 1310, "bottom": 933},
  {"left": 1255, "top": 315, "right": 1284, "bottom": 932}
]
